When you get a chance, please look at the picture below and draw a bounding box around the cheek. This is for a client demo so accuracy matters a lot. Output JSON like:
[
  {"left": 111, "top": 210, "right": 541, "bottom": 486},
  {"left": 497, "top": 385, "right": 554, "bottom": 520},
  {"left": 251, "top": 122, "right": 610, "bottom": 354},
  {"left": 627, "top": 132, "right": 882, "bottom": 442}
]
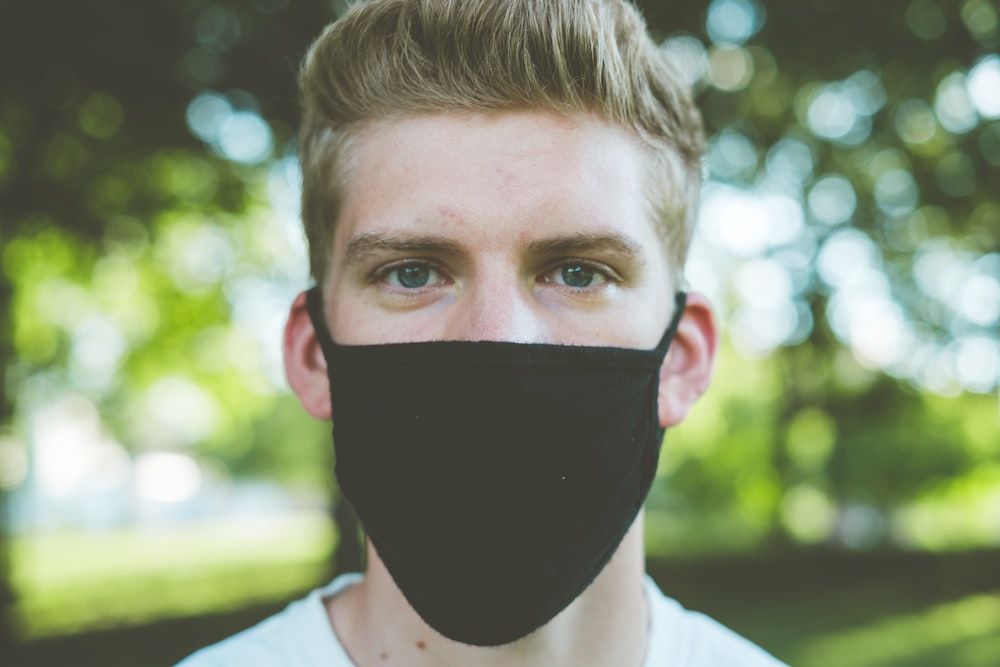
[
  {"left": 329, "top": 295, "right": 448, "bottom": 345},
  {"left": 328, "top": 294, "right": 379, "bottom": 344},
  {"left": 624, "top": 286, "right": 674, "bottom": 349}
]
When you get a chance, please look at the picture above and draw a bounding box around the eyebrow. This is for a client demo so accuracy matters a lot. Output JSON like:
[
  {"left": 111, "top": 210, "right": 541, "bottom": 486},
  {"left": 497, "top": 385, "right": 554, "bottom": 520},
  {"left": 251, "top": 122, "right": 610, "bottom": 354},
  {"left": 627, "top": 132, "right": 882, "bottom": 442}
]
[
  {"left": 523, "top": 232, "right": 642, "bottom": 260},
  {"left": 342, "top": 229, "right": 644, "bottom": 267},
  {"left": 343, "top": 232, "right": 464, "bottom": 267}
]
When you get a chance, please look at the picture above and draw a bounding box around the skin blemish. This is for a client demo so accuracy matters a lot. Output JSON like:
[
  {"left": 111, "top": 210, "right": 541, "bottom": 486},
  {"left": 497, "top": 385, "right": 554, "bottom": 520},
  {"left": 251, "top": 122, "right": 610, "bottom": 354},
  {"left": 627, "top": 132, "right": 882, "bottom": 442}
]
[
  {"left": 416, "top": 640, "right": 427, "bottom": 650},
  {"left": 380, "top": 651, "right": 389, "bottom": 660},
  {"left": 438, "top": 208, "right": 465, "bottom": 226}
]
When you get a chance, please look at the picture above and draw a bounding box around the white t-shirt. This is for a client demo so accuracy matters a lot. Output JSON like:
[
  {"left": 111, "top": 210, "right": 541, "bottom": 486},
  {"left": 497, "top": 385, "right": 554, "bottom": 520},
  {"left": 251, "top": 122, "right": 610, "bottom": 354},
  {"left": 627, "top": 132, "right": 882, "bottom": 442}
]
[{"left": 176, "top": 574, "right": 787, "bottom": 666}]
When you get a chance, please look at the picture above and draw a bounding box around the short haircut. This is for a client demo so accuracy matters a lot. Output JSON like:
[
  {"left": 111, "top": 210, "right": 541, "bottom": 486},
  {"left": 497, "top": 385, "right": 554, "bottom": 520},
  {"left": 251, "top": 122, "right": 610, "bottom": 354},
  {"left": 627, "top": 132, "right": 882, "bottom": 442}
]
[{"left": 299, "top": 0, "right": 704, "bottom": 287}]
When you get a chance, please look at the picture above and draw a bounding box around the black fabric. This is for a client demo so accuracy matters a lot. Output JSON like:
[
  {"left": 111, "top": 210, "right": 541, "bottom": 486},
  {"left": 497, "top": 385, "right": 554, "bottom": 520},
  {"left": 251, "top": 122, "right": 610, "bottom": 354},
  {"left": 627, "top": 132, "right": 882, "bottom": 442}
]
[{"left": 306, "top": 288, "right": 686, "bottom": 646}]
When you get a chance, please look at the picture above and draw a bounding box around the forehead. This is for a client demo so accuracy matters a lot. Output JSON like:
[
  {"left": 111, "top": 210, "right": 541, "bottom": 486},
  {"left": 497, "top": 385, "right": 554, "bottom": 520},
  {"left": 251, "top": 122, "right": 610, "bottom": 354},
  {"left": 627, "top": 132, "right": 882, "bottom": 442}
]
[{"left": 332, "top": 110, "right": 671, "bottom": 269}]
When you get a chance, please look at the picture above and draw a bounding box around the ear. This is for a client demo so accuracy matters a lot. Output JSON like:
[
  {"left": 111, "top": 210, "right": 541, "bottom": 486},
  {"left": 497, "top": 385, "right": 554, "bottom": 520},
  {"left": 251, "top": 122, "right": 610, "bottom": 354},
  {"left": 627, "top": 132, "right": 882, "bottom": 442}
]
[
  {"left": 657, "top": 292, "right": 718, "bottom": 428},
  {"left": 283, "top": 291, "right": 332, "bottom": 420}
]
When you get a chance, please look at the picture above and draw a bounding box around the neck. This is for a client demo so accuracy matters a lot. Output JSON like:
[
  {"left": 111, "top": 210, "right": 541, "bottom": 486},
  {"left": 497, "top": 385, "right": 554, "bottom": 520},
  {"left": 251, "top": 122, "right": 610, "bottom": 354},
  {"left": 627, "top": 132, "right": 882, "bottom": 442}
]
[{"left": 327, "top": 516, "right": 649, "bottom": 667}]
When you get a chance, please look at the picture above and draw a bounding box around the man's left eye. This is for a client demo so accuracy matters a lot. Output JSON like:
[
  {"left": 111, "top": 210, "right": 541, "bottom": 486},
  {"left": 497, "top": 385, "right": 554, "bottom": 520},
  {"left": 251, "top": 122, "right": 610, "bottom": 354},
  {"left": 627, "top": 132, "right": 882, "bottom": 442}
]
[{"left": 547, "top": 262, "right": 609, "bottom": 288}]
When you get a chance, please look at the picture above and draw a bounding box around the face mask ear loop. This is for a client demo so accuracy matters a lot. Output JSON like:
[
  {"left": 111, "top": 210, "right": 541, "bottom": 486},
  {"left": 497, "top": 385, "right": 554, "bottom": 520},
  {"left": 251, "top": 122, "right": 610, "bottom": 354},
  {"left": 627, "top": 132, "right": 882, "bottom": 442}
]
[
  {"left": 656, "top": 291, "right": 688, "bottom": 353},
  {"left": 305, "top": 286, "right": 337, "bottom": 358},
  {"left": 638, "top": 291, "right": 687, "bottom": 508}
]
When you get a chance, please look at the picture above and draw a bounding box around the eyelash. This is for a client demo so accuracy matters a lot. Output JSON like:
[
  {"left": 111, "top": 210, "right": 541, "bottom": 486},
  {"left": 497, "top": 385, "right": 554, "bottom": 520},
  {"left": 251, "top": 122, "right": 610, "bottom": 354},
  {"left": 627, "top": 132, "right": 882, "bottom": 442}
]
[
  {"left": 370, "top": 260, "right": 448, "bottom": 287},
  {"left": 541, "top": 259, "right": 619, "bottom": 289}
]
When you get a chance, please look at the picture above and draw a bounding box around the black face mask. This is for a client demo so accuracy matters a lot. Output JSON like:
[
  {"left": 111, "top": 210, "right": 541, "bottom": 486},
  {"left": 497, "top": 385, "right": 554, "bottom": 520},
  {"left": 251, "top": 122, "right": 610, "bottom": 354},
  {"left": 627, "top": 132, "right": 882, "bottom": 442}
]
[{"left": 306, "top": 288, "right": 686, "bottom": 646}]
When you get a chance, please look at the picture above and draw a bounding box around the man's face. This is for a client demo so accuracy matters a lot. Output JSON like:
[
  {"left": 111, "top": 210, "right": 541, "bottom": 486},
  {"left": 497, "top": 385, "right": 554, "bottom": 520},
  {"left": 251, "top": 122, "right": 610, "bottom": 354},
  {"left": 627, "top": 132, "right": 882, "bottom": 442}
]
[{"left": 321, "top": 110, "right": 677, "bottom": 349}]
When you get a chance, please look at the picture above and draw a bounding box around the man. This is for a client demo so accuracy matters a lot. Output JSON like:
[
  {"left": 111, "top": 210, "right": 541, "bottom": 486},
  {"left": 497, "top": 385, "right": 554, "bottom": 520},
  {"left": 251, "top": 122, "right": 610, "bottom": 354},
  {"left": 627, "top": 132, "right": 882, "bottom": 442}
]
[{"left": 179, "top": 0, "right": 787, "bottom": 665}]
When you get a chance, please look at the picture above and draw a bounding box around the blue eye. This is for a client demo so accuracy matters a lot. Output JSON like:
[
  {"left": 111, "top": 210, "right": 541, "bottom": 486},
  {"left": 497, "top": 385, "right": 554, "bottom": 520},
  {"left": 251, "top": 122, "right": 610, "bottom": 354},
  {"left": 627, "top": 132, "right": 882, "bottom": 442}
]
[
  {"left": 382, "top": 262, "right": 444, "bottom": 289},
  {"left": 551, "top": 262, "right": 609, "bottom": 288},
  {"left": 561, "top": 264, "right": 596, "bottom": 288},
  {"left": 395, "top": 265, "right": 430, "bottom": 288}
]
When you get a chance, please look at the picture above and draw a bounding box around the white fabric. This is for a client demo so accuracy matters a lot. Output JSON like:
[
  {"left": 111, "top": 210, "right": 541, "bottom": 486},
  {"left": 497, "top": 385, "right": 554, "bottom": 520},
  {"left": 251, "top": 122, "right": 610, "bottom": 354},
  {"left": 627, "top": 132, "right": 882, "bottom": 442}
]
[{"left": 176, "top": 574, "right": 787, "bottom": 666}]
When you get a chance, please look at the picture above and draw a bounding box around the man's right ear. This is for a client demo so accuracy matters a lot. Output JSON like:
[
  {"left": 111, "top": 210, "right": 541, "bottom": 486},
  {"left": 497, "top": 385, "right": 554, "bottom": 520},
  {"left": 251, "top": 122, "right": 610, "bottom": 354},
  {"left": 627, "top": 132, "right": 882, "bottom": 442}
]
[{"left": 284, "top": 291, "right": 333, "bottom": 420}]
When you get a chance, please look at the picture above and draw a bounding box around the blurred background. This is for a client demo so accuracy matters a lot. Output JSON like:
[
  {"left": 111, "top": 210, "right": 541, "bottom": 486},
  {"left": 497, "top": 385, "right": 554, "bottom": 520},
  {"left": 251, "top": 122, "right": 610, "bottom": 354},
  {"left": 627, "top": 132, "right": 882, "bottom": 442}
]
[{"left": 1, "top": 0, "right": 998, "bottom": 665}]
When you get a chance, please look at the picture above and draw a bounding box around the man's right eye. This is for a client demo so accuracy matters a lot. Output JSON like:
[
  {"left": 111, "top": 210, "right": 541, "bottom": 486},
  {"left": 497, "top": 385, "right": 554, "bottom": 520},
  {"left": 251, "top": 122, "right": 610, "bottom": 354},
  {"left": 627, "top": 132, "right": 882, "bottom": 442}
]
[{"left": 381, "top": 262, "right": 444, "bottom": 289}]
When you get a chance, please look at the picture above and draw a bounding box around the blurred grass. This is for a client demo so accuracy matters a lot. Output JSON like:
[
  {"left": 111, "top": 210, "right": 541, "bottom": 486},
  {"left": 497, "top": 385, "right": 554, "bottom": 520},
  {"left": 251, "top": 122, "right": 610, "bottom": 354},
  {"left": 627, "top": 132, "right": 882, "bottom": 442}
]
[
  {"left": 8, "top": 525, "right": 1000, "bottom": 667},
  {"left": 787, "top": 592, "right": 1000, "bottom": 667},
  {"left": 648, "top": 550, "right": 1000, "bottom": 667},
  {"left": 10, "top": 511, "right": 335, "bottom": 639}
]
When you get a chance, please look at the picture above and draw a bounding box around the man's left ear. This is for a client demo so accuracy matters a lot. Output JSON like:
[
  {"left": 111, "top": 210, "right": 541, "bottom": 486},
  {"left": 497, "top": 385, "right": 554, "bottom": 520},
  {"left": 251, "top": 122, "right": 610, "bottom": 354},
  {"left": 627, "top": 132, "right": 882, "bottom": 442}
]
[{"left": 657, "top": 292, "right": 718, "bottom": 428}]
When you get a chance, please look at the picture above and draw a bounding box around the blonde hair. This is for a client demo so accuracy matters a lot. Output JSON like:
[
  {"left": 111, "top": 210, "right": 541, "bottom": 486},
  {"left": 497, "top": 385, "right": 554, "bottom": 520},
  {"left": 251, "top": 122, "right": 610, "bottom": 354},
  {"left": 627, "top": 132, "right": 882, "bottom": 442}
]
[{"left": 299, "top": 0, "right": 704, "bottom": 285}]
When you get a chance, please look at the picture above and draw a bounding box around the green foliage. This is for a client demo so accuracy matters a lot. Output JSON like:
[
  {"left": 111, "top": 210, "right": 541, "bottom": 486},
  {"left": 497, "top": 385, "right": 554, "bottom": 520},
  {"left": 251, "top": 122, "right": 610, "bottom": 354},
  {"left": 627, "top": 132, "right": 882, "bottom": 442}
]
[{"left": 1, "top": 0, "right": 998, "bottom": 563}]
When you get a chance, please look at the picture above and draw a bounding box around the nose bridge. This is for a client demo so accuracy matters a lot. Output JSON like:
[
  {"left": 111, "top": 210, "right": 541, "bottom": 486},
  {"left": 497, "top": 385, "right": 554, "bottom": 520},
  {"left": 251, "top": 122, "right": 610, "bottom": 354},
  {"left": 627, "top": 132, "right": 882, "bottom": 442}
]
[{"left": 452, "top": 268, "right": 544, "bottom": 343}]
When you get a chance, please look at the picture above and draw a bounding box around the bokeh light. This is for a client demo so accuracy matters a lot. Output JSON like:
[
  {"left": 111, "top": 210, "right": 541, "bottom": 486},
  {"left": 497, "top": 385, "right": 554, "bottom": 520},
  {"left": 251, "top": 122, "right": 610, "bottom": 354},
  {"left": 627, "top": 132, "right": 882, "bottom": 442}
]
[
  {"left": 905, "top": 0, "right": 947, "bottom": 41},
  {"left": 134, "top": 452, "right": 203, "bottom": 504},
  {"left": 874, "top": 169, "right": 919, "bottom": 216},
  {"left": 660, "top": 35, "right": 708, "bottom": 87},
  {"left": 186, "top": 91, "right": 274, "bottom": 164},
  {"left": 143, "top": 377, "right": 221, "bottom": 446},
  {"left": 706, "top": 0, "right": 765, "bottom": 46},
  {"left": 935, "top": 72, "right": 978, "bottom": 133},
  {"left": 967, "top": 54, "right": 1000, "bottom": 118},
  {"left": 808, "top": 174, "right": 857, "bottom": 226},
  {"left": 895, "top": 99, "right": 939, "bottom": 146},
  {"left": 707, "top": 45, "right": 755, "bottom": 91}
]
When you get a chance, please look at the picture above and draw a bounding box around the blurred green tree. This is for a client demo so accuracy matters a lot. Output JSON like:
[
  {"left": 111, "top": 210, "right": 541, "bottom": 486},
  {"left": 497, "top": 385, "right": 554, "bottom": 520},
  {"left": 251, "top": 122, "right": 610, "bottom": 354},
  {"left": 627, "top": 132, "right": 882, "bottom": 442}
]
[{"left": 1, "top": 0, "right": 999, "bottom": 643}]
